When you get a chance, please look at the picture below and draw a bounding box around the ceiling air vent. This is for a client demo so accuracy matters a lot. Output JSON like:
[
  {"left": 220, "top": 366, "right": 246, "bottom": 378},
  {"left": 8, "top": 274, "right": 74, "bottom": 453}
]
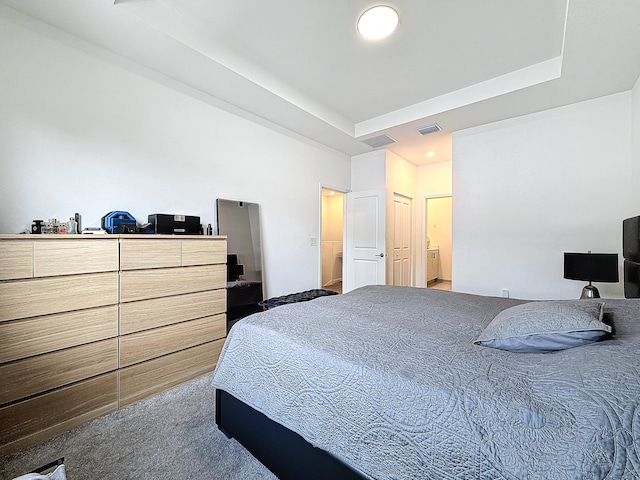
[
  {"left": 361, "top": 134, "right": 397, "bottom": 148},
  {"left": 416, "top": 124, "right": 441, "bottom": 136}
]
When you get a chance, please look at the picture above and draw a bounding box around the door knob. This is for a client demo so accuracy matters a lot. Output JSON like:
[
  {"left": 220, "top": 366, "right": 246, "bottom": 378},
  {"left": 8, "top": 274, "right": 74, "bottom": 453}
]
[{"left": 375, "top": 253, "right": 385, "bottom": 257}]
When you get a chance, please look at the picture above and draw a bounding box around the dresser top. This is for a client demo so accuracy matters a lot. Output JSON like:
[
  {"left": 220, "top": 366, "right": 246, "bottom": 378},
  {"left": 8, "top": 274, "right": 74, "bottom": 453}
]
[{"left": 0, "top": 234, "right": 226, "bottom": 240}]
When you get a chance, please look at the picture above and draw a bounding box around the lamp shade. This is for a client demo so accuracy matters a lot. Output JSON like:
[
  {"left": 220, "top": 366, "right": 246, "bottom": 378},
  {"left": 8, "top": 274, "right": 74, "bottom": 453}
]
[{"left": 564, "top": 253, "right": 619, "bottom": 283}]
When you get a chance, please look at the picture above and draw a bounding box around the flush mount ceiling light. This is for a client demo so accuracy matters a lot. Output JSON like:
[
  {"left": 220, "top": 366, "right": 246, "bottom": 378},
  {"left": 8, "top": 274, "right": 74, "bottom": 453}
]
[{"left": 357, "top": 5, "right": 399, "bottom": 41}]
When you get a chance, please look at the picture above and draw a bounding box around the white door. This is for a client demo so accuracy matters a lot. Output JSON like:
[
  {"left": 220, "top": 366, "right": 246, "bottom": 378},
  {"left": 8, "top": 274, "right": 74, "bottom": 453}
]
[
  {"left": 392, "top": 194, "right": 412, "bottom": 286},
  {"left": 344, "top": 189, "right": 386, "bottom": 293}
]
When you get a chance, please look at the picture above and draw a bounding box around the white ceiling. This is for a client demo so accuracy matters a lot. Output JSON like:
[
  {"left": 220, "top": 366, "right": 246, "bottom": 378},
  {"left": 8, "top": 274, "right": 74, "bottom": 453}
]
[{"left": 2, "top": 0, "right": 640, "bottom": 166}]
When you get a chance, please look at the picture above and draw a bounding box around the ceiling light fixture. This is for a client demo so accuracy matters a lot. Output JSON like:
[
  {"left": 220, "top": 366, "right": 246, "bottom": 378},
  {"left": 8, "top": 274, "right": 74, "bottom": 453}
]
[
  {"left": 426, "top": 151, "right": 436, "bottom": 158},
  {"left": 357, "top": 5, "right": 399, "bottom": 41}
]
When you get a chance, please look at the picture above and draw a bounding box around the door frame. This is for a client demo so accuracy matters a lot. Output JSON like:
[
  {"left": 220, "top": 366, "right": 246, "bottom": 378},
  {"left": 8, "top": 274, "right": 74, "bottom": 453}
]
[
  {"left": 420, "top": 193, "right": 452, "bottom": 288},
  {"left": 318, "top": 183, "right": 349, "bottom": 290}
]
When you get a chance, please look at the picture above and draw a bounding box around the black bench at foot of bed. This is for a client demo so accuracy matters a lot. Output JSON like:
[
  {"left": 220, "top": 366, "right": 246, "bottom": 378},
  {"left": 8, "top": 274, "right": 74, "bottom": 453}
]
[
  {"left": 215, "top": 389, "right": 367, "bottom": 480},
  {"left": 259, "top": 288, "right": 338, "bottom": 310}
]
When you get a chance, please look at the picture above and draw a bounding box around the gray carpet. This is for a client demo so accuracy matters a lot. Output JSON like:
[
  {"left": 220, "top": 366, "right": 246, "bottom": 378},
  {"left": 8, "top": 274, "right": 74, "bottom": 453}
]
[{"left": 0, "top": 374, "right": 277, "bottom": 480}]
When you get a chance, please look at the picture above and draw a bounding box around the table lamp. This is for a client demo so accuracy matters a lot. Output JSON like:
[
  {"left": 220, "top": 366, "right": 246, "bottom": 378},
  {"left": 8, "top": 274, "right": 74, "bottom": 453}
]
[{"left": 564, "top": 252, "right": 619, "bottom": 299}]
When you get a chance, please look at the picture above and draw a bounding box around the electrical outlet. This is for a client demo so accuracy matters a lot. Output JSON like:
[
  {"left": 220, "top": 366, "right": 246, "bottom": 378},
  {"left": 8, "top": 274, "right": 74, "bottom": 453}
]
[
  {"left": 310, "top": 237, "right": 317, "bottom": 246},
  {"left": 501, "top": 288, "right": 510, "bottom": 298}
]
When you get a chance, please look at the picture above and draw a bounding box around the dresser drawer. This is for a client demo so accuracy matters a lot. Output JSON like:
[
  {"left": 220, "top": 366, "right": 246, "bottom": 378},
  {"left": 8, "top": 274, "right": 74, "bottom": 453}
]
[
  {"left": 0, "top": 338, "right": 118, "bottom": 405},
  {"left": 0, "top": 241, "right": 33, "bottom": 280},
  {"left": 0, "top": 305, "right": 118, "bottom": 363},
  {"left": 119, "top": 264, "right": 226, "bottom": 302},
  {"left": 119, "top": 340, "right": 224, "bottom": 408},
  {"left": 182, "top": 239, "right": 226, "bottom": 266},
  {"left": 119, "top": 314, "right": 226, "bottom": 367},
  {"left": 120, "top": 290, "right": 225, "bottom": 334},
  {"left": 33, "top": 239, "right": 119, "bottom": 277},
  {"left": 0, "top": 238, "right": 119, "bottom": 280},
  {"left": 120, "top": 238, "right": 227, "bottom": 270},
  {"left": 0, "top": 372, "right": 118, "bottom": 457},
  {"left": 119, "top": 239, "right": 181, "bottom": 270},
  {"left": 0, "top": 272, "right": 119, "bottom": 322}
]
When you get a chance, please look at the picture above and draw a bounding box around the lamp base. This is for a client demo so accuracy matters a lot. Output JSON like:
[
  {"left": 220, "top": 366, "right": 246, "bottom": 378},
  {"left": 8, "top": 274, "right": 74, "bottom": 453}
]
[{"left": 580, "top": 285, "right": 600, "bottom": 299}]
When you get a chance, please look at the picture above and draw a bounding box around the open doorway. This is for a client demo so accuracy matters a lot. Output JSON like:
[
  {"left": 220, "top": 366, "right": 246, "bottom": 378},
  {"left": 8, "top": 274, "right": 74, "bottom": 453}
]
[
  {"left": 321, "top": 187, "right": 344, "bottom": 294},
  {"left": 425, "top": 195, "right": 452, "bottom": 291}
]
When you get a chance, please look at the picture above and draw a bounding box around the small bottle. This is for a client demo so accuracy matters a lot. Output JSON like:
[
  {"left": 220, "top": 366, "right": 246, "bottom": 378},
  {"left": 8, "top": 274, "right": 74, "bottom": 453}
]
[
  {"left": 67, "top": 217, "right": 78, "bottom": 234},
  {"left": 31, "top": 220, "right": 43, "bottom": 234}
]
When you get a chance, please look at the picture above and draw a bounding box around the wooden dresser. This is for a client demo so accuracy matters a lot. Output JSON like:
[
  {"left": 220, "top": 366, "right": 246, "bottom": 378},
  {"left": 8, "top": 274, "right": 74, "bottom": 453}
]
[{"left": 0, "top": 234, "right": 227, "bottom": 456}]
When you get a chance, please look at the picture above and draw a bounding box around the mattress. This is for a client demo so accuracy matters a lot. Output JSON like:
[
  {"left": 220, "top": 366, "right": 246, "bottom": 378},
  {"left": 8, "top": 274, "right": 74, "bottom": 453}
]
[{"left": 212, "top": 285, "right": 640, "bottom": 479}]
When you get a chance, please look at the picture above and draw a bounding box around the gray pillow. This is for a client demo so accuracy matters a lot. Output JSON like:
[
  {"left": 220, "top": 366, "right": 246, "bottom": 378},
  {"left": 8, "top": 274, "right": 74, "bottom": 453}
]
[{"left": 474, "top": 301, "right": 610, "bottom": 353}]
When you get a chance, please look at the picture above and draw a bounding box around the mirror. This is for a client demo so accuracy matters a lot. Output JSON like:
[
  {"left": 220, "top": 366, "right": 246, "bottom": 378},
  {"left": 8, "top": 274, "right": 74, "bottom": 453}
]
[{"left": 216, "top": 199, "right": 264, "bottom": 330}]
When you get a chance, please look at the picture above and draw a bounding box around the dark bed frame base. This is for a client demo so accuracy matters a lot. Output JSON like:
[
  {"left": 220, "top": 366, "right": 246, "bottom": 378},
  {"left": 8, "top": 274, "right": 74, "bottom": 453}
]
[{"left": 215, "top": 389, "right": 367, "bottom": 480}]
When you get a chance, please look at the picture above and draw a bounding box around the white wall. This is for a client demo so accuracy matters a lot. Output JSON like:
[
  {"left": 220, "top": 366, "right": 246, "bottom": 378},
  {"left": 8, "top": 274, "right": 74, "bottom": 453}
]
[
  {"left": 0, "top": 11, "right": 350, "bottom": 297},
  {"left": 417, "top": 161, "right": 452, "bottom": 198},
  {"left": 351, "top": 149, "right": 418, "bottom": 196},
  {"left": 453, "top": 92, "right": 634, "bottom": 300},
  {"left": 350, "top": 150, "right": 387, "bottom": 191},
  {"left": 385, "top": 150, "right": 416, "bottom": 198}
]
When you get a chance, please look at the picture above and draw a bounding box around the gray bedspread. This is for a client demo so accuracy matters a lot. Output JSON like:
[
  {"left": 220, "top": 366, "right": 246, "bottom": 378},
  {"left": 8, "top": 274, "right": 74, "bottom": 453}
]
[{"left": 212, "top": 285, "right": 640, "bottom": 479}]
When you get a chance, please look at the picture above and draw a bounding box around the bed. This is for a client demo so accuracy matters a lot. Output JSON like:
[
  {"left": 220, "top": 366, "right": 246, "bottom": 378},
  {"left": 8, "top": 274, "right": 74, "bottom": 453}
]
[{"left": 212, "top": 285, "right": 640, "bottom": 479}]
